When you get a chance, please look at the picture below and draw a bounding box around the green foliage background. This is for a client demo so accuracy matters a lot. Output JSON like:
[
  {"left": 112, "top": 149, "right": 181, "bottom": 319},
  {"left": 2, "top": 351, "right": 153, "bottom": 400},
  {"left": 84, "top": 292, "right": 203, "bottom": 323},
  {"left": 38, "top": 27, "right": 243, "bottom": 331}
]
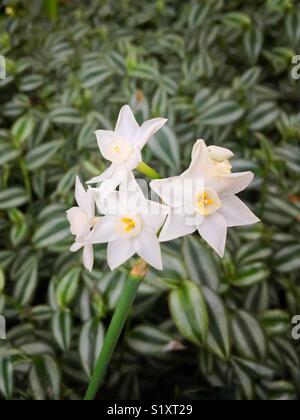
[{"left": 0, "top": 0, "right": 300, "bottom": 400}]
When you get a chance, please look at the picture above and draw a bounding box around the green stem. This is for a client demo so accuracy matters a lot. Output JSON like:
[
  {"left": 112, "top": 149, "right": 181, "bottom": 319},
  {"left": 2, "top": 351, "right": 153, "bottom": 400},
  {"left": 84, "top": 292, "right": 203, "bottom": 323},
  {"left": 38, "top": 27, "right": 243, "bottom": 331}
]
[
  {"left": 136, "top": 162, "right": 161, "bottom": 180},
  {"left": 84, "top": 261, "right": 147, "bottom": 401}
]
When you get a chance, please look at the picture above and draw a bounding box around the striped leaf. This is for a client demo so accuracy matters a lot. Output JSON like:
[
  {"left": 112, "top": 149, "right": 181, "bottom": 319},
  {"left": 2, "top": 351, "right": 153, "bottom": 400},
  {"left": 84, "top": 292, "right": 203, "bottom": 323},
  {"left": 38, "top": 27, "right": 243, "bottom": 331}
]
[
  {"left": 182, "top": 236, "right": 219, "bottom": 290},
  {"left": 11, "top": 113, "right": 35, "bottom": 144},
  {"left": 273, "top": 244, "right": 300, "bottom": 272},
  {"left": 79, "top": 319, "right": 105, "bottom": 377},
  {"left": 0, "top": 143, "right": 20, "bottom": 165},
  {"left": 259, "top": 310, "right": 290, "bottom": 336},
  {"left": 248, "top": 102, "right": 279, "bottom": 131},
  {"left": 0, "top": 188, "right": 29, "bottom": 209},
  {"left": 19, "top": 75, "right": 44, "bottom": 92},
  {"left": 55, "top": 268, "right": 81, "bottom": 308},
  {"left": 203, "top": 287, "right": 231, "bottom": 361},
  {"left": 169, "top": 280, "right": 208, "bottom": 346},
  {"left": 230, "top": 263, "right": 270, "bottom": 288},
  {"left": 232, "top": 310, "right": 267, "bottom": 360},
  {"left": 13, "top": 255, "right": 38, "bottom": 305},
  {"left": 29, "top": 355, "right": 60, "bottom": 400},
  {"left": 149, "top": 125, "right": 180, "bottom": 170},
  {"left": 198, "top": 100, "right": 244, "bottom": 126},
  {"left": 127, "top": 325, "right": 174, "bottom": 357},
  {"left": 50, "top": 107, "right": 83, "bottom": 125},
  {"left": 33, "top": 215, "right": 70, "bottom": 249},
  {"left": 244, "top": 28, "right": 263, "bottom": 63},
  {"left": 0, "top": 357, "right": 13, "bottom": 399},
  {"left": 52, "top": 309, "right": 73, "bottom": 351},
  {"left": 26, "top": 140, "right": 63, "bottom": 171}
]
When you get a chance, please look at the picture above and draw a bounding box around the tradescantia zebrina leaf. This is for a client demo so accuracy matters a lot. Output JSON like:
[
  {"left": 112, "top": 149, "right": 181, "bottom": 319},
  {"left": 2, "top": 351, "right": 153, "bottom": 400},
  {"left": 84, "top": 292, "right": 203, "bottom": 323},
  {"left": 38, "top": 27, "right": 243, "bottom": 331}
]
[{"left": 169, "top": 280, "right": 209, "bottom": 346}]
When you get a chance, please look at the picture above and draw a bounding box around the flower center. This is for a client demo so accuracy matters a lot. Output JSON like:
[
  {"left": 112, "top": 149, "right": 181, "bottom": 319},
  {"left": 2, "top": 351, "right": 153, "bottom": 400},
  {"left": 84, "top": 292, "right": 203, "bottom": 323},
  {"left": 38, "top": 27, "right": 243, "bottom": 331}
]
[
  {"left": 115, "top": 215, "right": 142, "bottom": 238},
  {"left": 196, "top": 188, "right": 221, "bottom": 216},
  {"left": 108, "top": 138, "right": 132, "bottom": 164},
  {"left": 214, "top": 160, "right": 232, "bottom": 175},
  {"left": 91, "top": 217, "right": 101, "bottom": 227}
]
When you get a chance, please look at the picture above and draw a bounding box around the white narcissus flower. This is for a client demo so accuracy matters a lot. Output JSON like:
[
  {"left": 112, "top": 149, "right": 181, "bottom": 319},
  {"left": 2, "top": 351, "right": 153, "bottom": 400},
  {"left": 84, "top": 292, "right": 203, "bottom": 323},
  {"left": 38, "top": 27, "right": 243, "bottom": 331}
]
[
  {"left": 66, "top": 177, "right": 99, "bottom": 272},
  {"left": 87, "top": 105, "right": 167, "bottom": 194},
  {"left": 150, "top": 140, "right": 260, "bottom": 257},
  {"left": 88, "top": 174, "right": 168, "bottom": 271}
]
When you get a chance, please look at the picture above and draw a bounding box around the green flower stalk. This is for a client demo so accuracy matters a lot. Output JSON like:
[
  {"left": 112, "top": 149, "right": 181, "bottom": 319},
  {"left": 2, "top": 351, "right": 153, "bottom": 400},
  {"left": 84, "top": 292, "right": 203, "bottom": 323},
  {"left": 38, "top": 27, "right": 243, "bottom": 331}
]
[{"left": 84, "top": 260, "right": 148, "bottom": 401}]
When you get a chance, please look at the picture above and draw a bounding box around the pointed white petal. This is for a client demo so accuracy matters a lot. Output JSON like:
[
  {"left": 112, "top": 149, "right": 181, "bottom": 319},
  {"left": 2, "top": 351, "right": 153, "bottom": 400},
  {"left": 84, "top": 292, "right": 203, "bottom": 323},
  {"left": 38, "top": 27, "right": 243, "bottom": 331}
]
[
  {"left": 66, "top": 207, "right": 90, "bottom": 240},
  {"left": 150, "top": 176, "right": 187, "bottom": 208},
  {"left": 87, "top": 164, "right": 116, "bottom": 185},
  {"left": 133, "top": 118, "right": 167, "bottom": 149},
  {"left": 159, "top": 211, "right": 197, "bottom": 242},
  {"left": 95, "top": 130, "right": 117, "bottom": 161},
  {"left": 88, "top": 216, "right": 118, "bottom": 244},
  {"left": 75, "top": 176, "right": 87, "bottom": 209},
  {"left": 184, "top": 139, "right": 215, "bottom": 180},
  {"left": 86, "top": 188, "right": 95, "bottom": 218},
  {"left": 141, "top": 200, "right": 169, "bottom": 233},
  {"left": 115, "top": 105, "right": 139, "bottom": 141},
  {"left": 135, "top": 228, "right": 163, "bottom": 270},
  {"left": 209, "top": 172, "right": 254, "bottom": 196},
  {"left": 119, "top": 173, "right": 147, "bottom": 214},
  {"left": 70, "top": 242, "right": 84, "bottom": 252},
  {"left": 107, "top": 238, "right": 136, "bottom": 270},
  {"left": 83, "top": 244, "right": 94, "bottom": 272},
  {"left": 218, "top": 195, "right": 260, "bottom": 227},
  {"left": 197, "top": 213, "right": 227, "bottom": 257},
  {"left": 125, "top": 149, "right": 142, "bottom": 171}
]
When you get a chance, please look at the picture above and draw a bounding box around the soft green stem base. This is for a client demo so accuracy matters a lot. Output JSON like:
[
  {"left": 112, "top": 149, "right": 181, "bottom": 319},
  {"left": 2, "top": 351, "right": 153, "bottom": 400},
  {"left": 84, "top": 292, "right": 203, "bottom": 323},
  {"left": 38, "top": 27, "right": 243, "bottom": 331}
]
[
  {"left": 136, "top": 162, "right": 161, "bottom": 180},
  {"left": 84, "top": 262, "right": 147, "bottom": 400}
]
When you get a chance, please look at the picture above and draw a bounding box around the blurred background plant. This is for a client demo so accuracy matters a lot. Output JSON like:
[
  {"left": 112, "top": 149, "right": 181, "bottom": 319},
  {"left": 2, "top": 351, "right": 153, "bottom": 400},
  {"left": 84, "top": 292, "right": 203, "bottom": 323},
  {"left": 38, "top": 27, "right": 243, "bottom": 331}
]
[{"left": 0, "top": 0, "right": 300, "bottom": 400}]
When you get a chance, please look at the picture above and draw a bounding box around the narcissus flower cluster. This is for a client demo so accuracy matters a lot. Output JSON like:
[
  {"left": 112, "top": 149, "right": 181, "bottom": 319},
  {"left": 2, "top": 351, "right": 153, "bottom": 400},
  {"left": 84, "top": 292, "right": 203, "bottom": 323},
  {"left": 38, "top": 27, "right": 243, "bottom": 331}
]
[{"left": 67, "top": 105, "right": 260, "bottom": 271}]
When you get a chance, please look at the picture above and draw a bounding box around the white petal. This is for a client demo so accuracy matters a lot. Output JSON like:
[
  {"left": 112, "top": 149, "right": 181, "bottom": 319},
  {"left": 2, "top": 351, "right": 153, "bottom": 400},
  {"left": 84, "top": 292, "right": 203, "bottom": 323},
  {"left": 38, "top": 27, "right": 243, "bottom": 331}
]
[
  {"left": 75, "top": 177, "right": 87, "bottom": 209},
  {"left": 184, "top": 139, "right": 215, "bottom": 180},
  {"left": 159, "top": 211, "right": 197, "bottom": 242},
  {"left": 208, "top": 145, "right": 234, "bottom": 162},
  {"left": 218, "top": 195, "right": 260, "bottom": 227},
  {"left": 70, "top": 242, "right": 84, "bottom": 252},
  {"left": 197, "top": 213, "right": 227, "bottom": 257},
  {"left": 107, "top": 238, "right": 136, "bottom": 270},
  {"left": 125, "top": 149, "right": 142, "bottom": 171},
  {"left": 133, "top": 118, "right": 167, "bottom": 149},
  {"left": 141, "top": 200, "right": 169, "bottom": 233},
  {"left": 88, "top": 216, "right": 118, "bottom": 244},
  {"left": 95, "top": 130, "right": 117, "bottom": 161},
  {"left": 119, "top": 173, "right": 147, "bottom": 214},
  {"left": 94, "top": 190, "right": 119, "bottom": 215},
  {"left": 97, "top": 166, "right": 128, "bottom": 197},
  {"left": 74, "top": 177, "right": 95, "bottom": 217},
  {"left": 83, "top": 244, "right": 94, "bottom": 272},
  {"left": 150, "top": 176, "right": 186, "bottom": 208},
  {"left": 66, "top": 207, "right": 90, "bottom": 241},
  {"left": 87, "top": 164, "right": 116, "bottom": 185},
  {"left": 135, "top": 228, "right": 163, "bottom": 270},
  {"left": 115, "top": 105, "right": 139, "bottom": 141},
  {"left": 209, "top": 172, "right": 254, "bottom": 196},
  {"left": 85, "top": 188, "right": 95, "bottom": 218}
]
